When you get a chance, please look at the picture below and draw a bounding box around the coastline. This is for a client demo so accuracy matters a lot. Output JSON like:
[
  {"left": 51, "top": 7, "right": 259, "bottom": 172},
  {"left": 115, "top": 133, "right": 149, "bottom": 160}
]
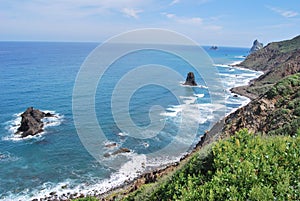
[
  {"left": 96, "top": 63, "right": 263, "bottom": 200},
  {"left": 102, "top": 35, "right": 300, "bottom": 200},
  {"left": 28, "top": 60, "right": 262, "bottom": 201},
  {"left": 0, "top": 45, "right": 259, "bottom": 201}
]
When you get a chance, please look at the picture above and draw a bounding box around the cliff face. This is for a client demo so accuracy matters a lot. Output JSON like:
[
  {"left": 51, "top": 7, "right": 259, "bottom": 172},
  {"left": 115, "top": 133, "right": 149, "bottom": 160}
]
[
  {"left": 250, "top": 39, "right": 263, "bottom": 53},
  {"left": 223, "top": 74, "right": 300, "bottom": 137},
  {"left": 232, "top": 35, "right": 300, "bottom": 99}
]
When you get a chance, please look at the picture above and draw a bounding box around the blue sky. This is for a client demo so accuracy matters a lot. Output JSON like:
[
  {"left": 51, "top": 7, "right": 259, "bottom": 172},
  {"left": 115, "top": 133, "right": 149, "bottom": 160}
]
[{"left": 0, "top": 0, "right": 299, "bottom": 47}]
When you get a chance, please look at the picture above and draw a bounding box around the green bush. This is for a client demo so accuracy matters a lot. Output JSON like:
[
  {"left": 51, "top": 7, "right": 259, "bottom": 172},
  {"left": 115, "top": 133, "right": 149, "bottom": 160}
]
[
  {"left": 73, "top": 197, "right": 99, "bottom": 201},
  {"left": 266, "top": 73, "right": 300, "bottom": 99},
  {"left": 294, "top": 106, "right": 300, "bottom": 116},
  {"left": 133, "top": 129, "right": 300, "bottom": 201}
]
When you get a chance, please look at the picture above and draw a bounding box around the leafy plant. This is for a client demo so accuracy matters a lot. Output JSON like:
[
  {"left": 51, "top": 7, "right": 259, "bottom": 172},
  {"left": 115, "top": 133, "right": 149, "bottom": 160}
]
[{"left": 125, "top": 129, "right": 300, "bottom": 200}]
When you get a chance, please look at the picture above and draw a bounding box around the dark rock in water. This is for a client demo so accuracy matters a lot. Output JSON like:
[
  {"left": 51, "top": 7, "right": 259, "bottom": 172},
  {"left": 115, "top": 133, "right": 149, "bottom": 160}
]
[
  {"left": 250, "top": 39, "right": 263, "bottom": 53},
  {"left": 233, "top": 94, "right": 238, "bottom": 98},
  {"left": 183, "top": 72, "right": 197, "bottom": 86},
  {"left": 112, "top": 148, "right": 130, "bottom": 155},
  {"left": 105, "top": 142, "right": 117, "bottom": 148},
  {"left": 103, "top": 153, "right": 111, "bottom": 158},
  {"left": 104, "top": 147, "right": 131, "bottom": 158},
  {"left": 16, "top": 107, "right": 54, "bottom": 138},
  {"left": 49, "top": 191, "right": 56, "bottom": 196},
  {"left": 210, "top": 46, "right": 218, "bottom": 50},
  {"left": 45, "top": 112, "right": 53, "bottom": 117}
]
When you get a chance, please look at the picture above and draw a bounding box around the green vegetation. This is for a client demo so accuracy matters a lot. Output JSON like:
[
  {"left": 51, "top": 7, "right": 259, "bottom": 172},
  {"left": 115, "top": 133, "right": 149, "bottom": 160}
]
[
  {"left": 124, "top": 129, "right": 300, "bottom": 201},
  {"left": 269, "top": 35, "right": 300, "bottom": 53},
  {"left": 266, "top": 73, "right": 300, "bottom": 99},
  {"left": 265, "top": 73, "right": 300, "bottom": 136}
]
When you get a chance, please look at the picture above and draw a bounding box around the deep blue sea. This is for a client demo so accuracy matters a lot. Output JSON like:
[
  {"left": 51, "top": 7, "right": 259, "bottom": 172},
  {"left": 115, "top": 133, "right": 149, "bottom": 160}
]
[{"left": 0, "top": 42, "right": 262, "bottom": 200}]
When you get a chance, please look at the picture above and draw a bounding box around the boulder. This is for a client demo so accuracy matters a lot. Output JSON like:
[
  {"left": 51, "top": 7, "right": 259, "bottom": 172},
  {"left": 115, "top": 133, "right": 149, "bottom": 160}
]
[
  {"left": 250, "top": 39, "right": 263, "bottom": 53},
  {"left": 183, "top": 72, "right": 197, "bottom": 86},
  {"left": 16, "top": 107, "right": 54, "bottom": 137}
]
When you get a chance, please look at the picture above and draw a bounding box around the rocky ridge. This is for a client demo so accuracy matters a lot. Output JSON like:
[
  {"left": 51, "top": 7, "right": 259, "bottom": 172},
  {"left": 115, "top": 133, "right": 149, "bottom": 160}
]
[
  {"left": 250, "top": 39, "right": 263, "bottom": 53},
  {"left": 232, "top": 35, "right": 300, "bottom": 99}
]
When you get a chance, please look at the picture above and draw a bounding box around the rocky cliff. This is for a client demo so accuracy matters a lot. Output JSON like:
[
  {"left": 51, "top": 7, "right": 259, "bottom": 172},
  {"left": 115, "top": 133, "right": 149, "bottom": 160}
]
[
  {"left": 232, "top": 35, "right": 300, "bottom": 99},
  {"left": 223, "top": 74, "right": 300, "bottom": 137},
  {"left": 250, "top": 39, "right": 263, "bottom": 53},
  {"left": 223, "top": 35, "right": 300, "bottom": 137}
]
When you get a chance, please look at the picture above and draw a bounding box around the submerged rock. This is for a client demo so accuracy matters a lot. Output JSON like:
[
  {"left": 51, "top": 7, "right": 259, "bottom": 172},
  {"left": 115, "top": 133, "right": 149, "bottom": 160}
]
[
  {"left": 16, "top": 107, "right": 54, "bottom": 138},
  {"left": 112, "top": 148, "right": 130, "bottom": 155},
  {"left": 183, "top": 72, "right": 197, "bottom": 86},
  {"left": 250, "top": 39, "right": 263, "bottom": 53},
  {"left": 103, "top": 147, "right": 131, "bottom": 158},
  {"left": 105, "top": 142, "right": 117, "bottom": 148}
]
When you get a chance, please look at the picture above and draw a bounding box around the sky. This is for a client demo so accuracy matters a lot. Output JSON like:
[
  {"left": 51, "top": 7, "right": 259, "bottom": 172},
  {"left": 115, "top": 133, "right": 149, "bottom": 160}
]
[{"left": 0, "top": 0, "right": 299, "bottom": 47}]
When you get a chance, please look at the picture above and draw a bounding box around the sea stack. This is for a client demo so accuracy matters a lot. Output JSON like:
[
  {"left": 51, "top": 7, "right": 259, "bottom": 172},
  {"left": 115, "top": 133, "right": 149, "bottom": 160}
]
[
  {"left": 183, "top": 72, "right": 197, "bottom": 86},
  {"left": 16, "top": 107, "right": 54, "bottom": 138},
  {"left": 250, "top": 39, "right": 263, "bottom": 53}
]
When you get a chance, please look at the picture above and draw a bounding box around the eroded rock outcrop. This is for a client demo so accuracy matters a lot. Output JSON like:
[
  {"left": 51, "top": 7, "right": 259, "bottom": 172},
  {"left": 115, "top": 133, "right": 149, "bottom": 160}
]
[
  {"left": 16, "top": 107, "right": 54, "bottom": 137},
  {"left": 250, "top": 39, "right": 263, "bottom": 53},
  {"left": 183, "top": 72, "right": 197, "bottom": 86}
]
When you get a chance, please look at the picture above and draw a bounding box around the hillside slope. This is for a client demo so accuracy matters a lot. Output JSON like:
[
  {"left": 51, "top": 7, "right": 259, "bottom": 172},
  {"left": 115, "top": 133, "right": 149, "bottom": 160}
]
[
  {"left": 232, "top": 35, "right": 300, "bottom": 99},
  {"left": 223, "top": 73, "right": 300, "bottom": 137}
]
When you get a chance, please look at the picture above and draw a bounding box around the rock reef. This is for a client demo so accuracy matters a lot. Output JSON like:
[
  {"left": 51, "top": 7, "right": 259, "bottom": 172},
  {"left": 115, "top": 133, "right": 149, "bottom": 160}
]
[
  {"left": 16, "top": 107, "right": 54, "bottom": 138},
  {"left": 183, "top": 72, "right": 197, "bottom": 86}
]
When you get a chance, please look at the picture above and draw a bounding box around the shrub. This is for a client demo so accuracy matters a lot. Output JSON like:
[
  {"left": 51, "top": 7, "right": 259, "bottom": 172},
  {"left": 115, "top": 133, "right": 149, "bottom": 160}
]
[{"left": 136, "top": 129, "right": 300, "bottom": 201}]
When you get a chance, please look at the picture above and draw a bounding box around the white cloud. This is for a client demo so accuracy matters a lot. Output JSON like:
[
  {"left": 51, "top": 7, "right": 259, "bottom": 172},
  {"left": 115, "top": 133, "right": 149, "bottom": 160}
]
[
  {"left": 268, "top": 6, "right": 298, "bottom": 18},
  {"left": 162, "top": 13, "right": 203, "bottom": 25},
  {"left": 122, "top": 8, "right": 143, "bottom": 19},
  {"left": 170, "top": 0, "right": 180, "bottom": 6},
  {"left": 164, "top": 13, "right": 176, "bottom": 19},
  {"left": 177, "top": 17, "right": 203, "bottom": 25}
]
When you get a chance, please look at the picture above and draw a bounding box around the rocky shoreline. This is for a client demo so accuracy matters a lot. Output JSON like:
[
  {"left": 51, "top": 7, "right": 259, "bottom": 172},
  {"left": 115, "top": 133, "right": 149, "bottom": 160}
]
[
  {"left": 33, "top": 67, "right": 261, "bottom": 201},
  {"left": 31, "top": 35, "right": 300, "bottom": 201},
  {"left": 98, "top": 35, "right": 300, "bottom": 200}
]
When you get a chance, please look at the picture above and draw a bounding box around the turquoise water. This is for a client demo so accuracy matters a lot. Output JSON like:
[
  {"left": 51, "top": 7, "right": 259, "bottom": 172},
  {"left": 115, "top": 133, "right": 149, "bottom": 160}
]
[{"left": 0, "top": 42, "right": 261, "bottom": 200}]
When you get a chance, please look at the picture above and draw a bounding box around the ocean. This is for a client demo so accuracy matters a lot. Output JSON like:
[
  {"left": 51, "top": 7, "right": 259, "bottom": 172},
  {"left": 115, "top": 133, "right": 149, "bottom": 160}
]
[{"left": 0, "top": 42, "right": 262, "bottom": 200}]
